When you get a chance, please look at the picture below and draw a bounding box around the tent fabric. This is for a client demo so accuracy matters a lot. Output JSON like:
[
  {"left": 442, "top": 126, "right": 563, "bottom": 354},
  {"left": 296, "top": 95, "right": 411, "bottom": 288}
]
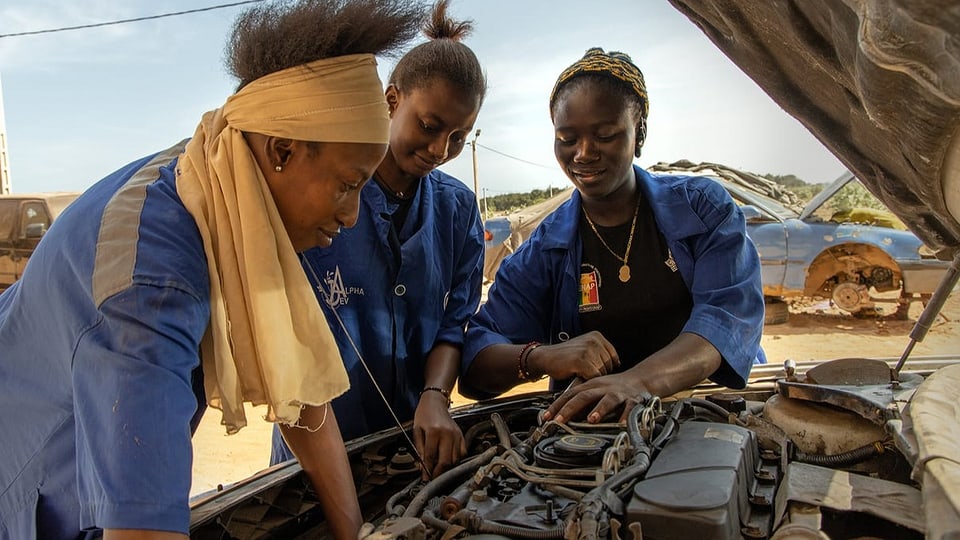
[
  {"left": 482, "top": 188, "right": 573, "bottom": 282},
  {"left": 907, "top": 364, "right": 960, "bottom": 527}
]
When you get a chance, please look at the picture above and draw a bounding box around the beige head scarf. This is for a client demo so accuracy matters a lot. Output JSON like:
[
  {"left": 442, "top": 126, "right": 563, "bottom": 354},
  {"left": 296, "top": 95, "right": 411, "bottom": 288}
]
[{"left": 176, "top": 53, "right": 389, "bottom": 433}]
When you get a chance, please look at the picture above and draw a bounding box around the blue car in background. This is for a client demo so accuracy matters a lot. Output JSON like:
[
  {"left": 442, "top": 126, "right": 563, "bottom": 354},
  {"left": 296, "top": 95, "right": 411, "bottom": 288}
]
[
  {"left": 484, "top": 162, "right": 951, "bottom": 322},
  {"left": 720, "top": 170, "right": 947, "bottom": 322}
]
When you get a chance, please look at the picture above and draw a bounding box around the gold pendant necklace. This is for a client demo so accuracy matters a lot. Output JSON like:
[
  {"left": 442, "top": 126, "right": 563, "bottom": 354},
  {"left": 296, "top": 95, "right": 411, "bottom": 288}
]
[{"left": 582, "top": 202, "right": 640, "bottom": 283}]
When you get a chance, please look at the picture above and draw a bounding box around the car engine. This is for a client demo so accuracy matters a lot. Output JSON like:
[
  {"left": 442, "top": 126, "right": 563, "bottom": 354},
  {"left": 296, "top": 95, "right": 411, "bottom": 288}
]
[
  {"left": 372, "top": 400, "right": 775, "bottom": 540},
  {"left": 190, "top": 357, "right": 945, "bottom": 540}
]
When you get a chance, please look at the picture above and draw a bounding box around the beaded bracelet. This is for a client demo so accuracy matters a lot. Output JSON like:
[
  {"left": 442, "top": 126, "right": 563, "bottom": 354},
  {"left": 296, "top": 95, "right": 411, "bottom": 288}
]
[
  {"left": 420, "top": 386, "right": 452, "bottom": 406},
  {"left": 517, "top": 341, "right": 542, "bottom": 381}
]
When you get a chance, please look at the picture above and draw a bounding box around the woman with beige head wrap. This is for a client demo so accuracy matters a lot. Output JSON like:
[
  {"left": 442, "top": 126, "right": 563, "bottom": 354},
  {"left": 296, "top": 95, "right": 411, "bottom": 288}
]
[{"left": 0, "top": 1, "right": 423, "bottom": 539}]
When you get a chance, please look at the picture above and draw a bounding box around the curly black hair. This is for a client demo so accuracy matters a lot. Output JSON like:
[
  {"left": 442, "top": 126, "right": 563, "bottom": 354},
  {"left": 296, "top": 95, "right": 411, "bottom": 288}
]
[{"left": 227, "top": 0, "right": 427, "bottom": 89}]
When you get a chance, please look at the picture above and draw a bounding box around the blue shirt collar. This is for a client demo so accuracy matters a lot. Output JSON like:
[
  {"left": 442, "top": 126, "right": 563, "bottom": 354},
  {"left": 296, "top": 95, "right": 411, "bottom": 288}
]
[{"left": 538, "top": 165, "right": 709, "bottom": 251}]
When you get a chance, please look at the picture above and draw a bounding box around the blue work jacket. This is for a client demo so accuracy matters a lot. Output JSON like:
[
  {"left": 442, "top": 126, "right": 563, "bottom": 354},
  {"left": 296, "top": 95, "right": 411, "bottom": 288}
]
[
  {"left": 463, "top": 165, "right": 766, "bottom": 397},
  {"left": 271, "top": 168, "right": 484, "bottom": 464},
  {"left": 0, "top": 142, "right": 209, "bottom": 538}
]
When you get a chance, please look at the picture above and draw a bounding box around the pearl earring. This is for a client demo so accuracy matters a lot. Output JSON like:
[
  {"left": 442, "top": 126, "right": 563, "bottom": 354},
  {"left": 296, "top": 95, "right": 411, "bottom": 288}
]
[{"left": 275, "top": 165, "right": 283, "bottom": 173}]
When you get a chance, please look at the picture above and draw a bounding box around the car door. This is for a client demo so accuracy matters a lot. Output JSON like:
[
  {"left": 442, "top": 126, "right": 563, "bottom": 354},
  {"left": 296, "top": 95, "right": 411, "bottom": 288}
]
[
  {"left": 742, "top": 206, "right": 790, "bottom": 296},
  {"left": 13, "top": 200, "right": 50, "bottom": 280},
  {"left": 721, "top": 185, "right": 792, "bottom": 297},
  {"left": 0, "top": 199, "right": 20, "bottom": 288}
]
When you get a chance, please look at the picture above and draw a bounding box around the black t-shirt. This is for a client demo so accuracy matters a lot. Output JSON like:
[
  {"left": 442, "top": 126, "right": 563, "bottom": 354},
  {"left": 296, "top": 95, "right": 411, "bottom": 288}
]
[
  {"left": 379, "top": 184, "right": 416, "bottom": 233},
  {"left": 376, "top": 182, "right": 417, "bottom": 269},
  {"left": 578, "top": 196, "right": 693, "bottom": 371}
]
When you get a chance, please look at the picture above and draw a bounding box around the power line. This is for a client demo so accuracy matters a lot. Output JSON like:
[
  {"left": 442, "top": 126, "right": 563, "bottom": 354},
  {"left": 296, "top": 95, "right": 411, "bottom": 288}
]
[
  {"left": 477, "top": 143, "right": 556, "bottom": 170},
  {"left": 0, "top": 1, "right": 265, "bottom": 39}
]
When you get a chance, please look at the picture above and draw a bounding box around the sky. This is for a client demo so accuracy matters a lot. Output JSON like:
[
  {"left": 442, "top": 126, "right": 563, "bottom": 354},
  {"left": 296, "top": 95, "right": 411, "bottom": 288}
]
[{"left": 0, "top": 0, "right": 847, "bottom": 197}]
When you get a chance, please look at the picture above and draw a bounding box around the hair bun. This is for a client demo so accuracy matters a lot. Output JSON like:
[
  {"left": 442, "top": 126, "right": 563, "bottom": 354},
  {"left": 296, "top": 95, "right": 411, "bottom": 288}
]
[{"left": 424, "top": 0, "right": 473, "bottom": 42}]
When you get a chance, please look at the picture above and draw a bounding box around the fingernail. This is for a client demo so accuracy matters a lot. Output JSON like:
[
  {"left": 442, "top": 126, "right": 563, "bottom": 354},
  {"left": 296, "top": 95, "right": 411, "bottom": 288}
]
[{"left": 588, "top": 413, "right": 599, "bottom": 423}]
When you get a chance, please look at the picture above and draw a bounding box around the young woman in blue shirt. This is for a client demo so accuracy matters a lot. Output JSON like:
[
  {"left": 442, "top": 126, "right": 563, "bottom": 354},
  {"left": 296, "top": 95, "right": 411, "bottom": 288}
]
[
  {"left": 460, "top": 48, "right": 766, "bottom": 425},
  {"left": 270, "top": 0, "right": 487, "bottom": 481}
]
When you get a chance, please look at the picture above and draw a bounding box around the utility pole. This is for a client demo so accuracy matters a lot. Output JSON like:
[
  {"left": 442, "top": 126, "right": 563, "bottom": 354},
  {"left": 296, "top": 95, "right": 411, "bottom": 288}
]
[
  {"left": 0, "top": 74, "right": 11, "bottom": 194},
  {"left": 469, "top": 128, "right": 481, "bottom": 207},
  {"left": 482, "top": 187, "right": 489, "bottom": 221}
]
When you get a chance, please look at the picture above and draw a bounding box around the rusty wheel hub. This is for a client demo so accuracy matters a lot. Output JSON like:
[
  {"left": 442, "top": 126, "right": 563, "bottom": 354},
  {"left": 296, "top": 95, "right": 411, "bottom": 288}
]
[{"left": 832, "top": 281, "right": 868, "bottom": 312}]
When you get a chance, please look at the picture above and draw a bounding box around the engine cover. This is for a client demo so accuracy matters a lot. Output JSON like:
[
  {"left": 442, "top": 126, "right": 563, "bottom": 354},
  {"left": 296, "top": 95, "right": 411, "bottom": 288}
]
[{"left": 626, "top": 422, "right": 760, "bottom": 540}]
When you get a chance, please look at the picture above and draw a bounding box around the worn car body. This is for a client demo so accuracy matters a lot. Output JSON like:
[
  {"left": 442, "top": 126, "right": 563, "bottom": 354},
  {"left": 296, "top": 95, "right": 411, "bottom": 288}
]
[
  {"left": 660, "top": 162, "right": 951, "bottom": 318},
  {"left": 0, "top": 192, "right": 80, "bottom": 290},
  {"left": 768, "top": 171, "right": 947, "bottom": 312},
  {"left": 190, "top": 2, "right": 960, "bottom": 539}
]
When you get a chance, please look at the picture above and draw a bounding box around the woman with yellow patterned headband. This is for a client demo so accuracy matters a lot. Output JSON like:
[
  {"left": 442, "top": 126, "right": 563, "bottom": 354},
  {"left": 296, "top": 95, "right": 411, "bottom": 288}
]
[
  {"left": 0, "top": 1, "right": 423, "bottom": 539},
  {"left": 460, "top": 47, "right": 766, "bottom": 424}
]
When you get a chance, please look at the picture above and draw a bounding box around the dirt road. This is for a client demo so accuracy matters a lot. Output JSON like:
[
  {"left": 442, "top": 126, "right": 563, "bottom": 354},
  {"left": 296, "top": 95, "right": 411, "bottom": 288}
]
[{"left": 190, "top": 292, "right": 959, "bottom": 497}]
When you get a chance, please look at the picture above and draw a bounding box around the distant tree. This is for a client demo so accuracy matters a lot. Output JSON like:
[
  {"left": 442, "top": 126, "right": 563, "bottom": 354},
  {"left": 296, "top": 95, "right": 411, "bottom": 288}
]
[
  {"left": 792, "top": 184, "right": 825, "bottom": 202},
  {"left": 762, "top": 173, "right": 808, "bottom": 189},
  {"left": 828, "top": 181, "right": 887, "bottom": 212},
  {"left": 487, "top": 170, "right": 861, "bottom": 216},
  {"left": 484, "top": 188, "right": 557, "bottom": 214},
  {"left": 761, "top": 173, "right": 823, "bottom": 203}
]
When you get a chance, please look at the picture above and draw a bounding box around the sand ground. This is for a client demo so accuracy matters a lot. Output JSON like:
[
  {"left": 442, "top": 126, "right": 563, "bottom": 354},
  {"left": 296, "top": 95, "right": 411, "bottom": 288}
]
[{"left": 191, "top": 292, "right": 959, "bottom": 496}]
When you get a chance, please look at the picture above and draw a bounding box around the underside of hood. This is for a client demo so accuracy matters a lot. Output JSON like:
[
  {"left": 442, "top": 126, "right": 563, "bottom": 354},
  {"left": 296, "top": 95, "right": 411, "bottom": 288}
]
[{"left": 668, "top": 0, "right": 960, "bottom": 257}]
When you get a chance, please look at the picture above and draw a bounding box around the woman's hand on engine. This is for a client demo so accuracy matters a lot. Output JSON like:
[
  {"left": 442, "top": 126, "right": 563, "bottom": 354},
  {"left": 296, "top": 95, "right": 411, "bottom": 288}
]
[
  {"left": 528, "top": 331, "right": 620, "bottom": 381},
  {"left": 542, "top": 371, "right": 651, "bottom": 424},
  {"left": 413, "top": 389, "right": 466, "bottom": 480}
]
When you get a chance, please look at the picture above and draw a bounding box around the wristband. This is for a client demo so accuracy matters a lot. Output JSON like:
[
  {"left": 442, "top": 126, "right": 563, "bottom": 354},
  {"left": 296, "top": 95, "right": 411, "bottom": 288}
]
[
  {"left": 517, "top": 341, "right": 542, "bottom": 381},
  {"left": 420, "top": 386, "right": 452, "bottom": 406}
]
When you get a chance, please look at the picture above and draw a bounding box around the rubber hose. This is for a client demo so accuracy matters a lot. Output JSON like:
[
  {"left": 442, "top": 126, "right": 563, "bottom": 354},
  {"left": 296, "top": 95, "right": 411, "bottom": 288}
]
[
  {"left": 386, "top": 476, "right": 422, "bottom": 517},
  {"left": 402, "top": 446, "right": 500, "bottom": 518},
  {"left": 490, "top": 412, "right": 513, "bottom": 450},
  {"left": 795, "top": 440, "right": 886, "bottom": 468}
]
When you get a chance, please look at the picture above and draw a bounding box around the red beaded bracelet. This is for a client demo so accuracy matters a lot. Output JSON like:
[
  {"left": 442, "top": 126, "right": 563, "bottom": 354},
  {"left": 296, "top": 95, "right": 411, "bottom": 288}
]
[{"left": 517, "top": 341, "right": 542, "bottom": 381}]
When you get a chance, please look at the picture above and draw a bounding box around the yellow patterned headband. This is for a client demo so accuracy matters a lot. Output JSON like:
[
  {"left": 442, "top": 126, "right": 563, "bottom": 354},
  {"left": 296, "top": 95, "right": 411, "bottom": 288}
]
[{"left": 549, "top": 47, "right": 648, "bottom": 121}]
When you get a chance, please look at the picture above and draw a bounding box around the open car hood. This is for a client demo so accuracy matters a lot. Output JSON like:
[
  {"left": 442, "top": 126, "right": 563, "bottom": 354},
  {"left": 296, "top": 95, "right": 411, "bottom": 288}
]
[
  {"left": 668, "top": 0, "right": 960, "bottom": 258},
  {"left": 798, "top": 170, "right": 855, "bottom": 221}
]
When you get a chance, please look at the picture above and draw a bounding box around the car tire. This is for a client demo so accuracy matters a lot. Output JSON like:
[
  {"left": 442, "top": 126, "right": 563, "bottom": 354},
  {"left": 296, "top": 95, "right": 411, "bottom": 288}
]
[{"left": 764, "top": 298, "right": 790, "bottom": 325}]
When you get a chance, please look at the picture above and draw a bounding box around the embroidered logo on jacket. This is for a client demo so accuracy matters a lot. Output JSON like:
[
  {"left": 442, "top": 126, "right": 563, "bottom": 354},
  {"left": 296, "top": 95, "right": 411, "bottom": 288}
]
[{"left": 323, "top": 266, "right": 364, "bottom": 307}]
